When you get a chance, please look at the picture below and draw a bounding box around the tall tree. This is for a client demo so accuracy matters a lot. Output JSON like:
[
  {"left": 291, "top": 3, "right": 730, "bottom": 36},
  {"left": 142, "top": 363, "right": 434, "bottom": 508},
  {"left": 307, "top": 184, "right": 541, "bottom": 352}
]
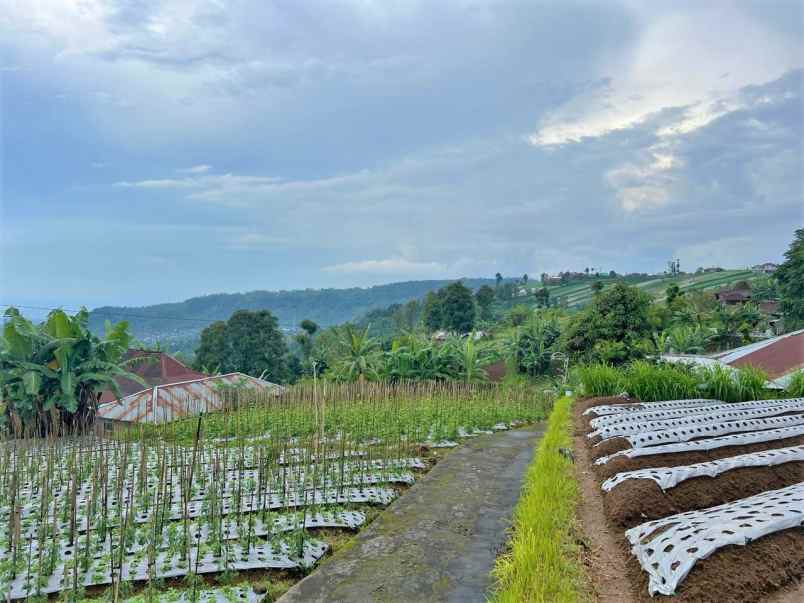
[
  {"left": 562, "top": 282, "right": 652, "bottom": 363},
  {"left": 441, "top": 281, "right": 476, "bottom": 334},
  {"left": 332, "top": 324, "right": 379, "bottom": 381},
  {"left": 495, "top": 272, "right": 503, "bottom": 288},
  {"left": 195, "top": 310, "right": 288, "bottom": 382},
  {"left": 422, "top": 290, "right": 446, "bottom": 332},
  {"left": 194, "top": 321, "right": 227, "bottom": 372},
  {"left": 475, "top": 285, "right": 495, "bottom": 321},
  {"left": 0, "top": 307, "right": 145, "bottom": 433},
  {"left": 295, "top": 319, "right": 319, "bottom": 365},
  {"left": 776, "top": 229, "right": 804, "bottom": 329}
]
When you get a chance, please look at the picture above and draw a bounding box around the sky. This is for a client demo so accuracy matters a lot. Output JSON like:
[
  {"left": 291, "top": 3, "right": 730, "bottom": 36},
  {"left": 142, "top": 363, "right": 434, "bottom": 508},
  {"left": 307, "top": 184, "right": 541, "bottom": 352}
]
[{"left": 1, "top": 0, "right": 802, "bottom": 310}]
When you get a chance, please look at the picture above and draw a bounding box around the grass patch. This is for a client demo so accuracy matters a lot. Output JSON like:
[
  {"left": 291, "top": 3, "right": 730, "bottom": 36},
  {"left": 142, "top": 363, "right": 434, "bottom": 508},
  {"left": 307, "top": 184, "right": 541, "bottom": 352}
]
[{"left": 490, "top": 397, "right": 581, "bottom": 603}]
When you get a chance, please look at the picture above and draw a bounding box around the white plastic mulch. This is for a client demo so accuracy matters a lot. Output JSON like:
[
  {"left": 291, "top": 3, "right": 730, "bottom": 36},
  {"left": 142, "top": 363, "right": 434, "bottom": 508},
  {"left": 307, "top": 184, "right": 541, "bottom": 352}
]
[
  {"left": 589, "top": 401, "right": 804, "bottom": 441},
  {"left": 594, "top": 424, "right": 804, "bottom": 465},
  {"left": 626, "top": 482, "right": 804, "bottom": 596},
  {"left": 621, "top": 414, "right": 804, "bottom": 449},
  {"left": 602, "top": 445, "right": 804, "bottom": 492}
]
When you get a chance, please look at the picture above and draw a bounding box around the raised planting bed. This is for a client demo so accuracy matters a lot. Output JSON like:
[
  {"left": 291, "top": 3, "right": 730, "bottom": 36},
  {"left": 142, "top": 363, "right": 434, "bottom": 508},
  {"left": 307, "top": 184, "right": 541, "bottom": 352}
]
[{"left": 573, "top": 395, "right": 804, "bottom": 601}]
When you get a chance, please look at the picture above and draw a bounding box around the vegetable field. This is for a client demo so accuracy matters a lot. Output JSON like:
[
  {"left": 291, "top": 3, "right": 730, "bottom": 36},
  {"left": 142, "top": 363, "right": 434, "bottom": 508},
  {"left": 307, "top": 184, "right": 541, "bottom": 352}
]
[
  {"left": 576, "top": 395, "right": 804, "bottom": 601},
  {"left": 0, "top": 382, "right": 548, "bottom": 601}
]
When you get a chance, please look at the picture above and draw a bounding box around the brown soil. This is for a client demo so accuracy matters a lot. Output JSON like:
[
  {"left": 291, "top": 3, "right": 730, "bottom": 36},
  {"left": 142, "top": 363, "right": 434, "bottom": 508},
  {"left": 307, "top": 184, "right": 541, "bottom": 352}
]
[
  {"left": 605, "top": 462, "right": 804, "bottom": 529},
  {"left": 590, "top": 436, "right": 631, "bottom": 459},
  {"left": 573, "top": 397, "right": 804, "bottom": 602},
  {"left": 574, "top": 396, "right": 639, "bottom": 417},
  {"left": 593, "top": 434, "right": 804, "bottom": 481},
  {"left": 573, "top": 425, "right": 639, "bottom": 603},
  {"left": 624, "top": 530, "right": 804, "bottom": 602}
]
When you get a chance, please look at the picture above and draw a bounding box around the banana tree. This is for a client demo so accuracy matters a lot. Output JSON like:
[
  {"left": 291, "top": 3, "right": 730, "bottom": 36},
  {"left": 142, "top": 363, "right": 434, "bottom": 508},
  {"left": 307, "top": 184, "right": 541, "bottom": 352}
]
[{"left": 0, "top": 307, "right": 146, "bottom": 435}]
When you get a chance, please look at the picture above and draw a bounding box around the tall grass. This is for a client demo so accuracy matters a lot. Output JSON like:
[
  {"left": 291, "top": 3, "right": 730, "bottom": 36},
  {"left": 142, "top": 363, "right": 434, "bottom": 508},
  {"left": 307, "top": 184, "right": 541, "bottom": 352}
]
[
  {"left": 576, "top": 361, "right": 775, "bottom": 403},
  {"left": 491, "top": 397, "right": 581, "bottom": 603},
  {"left": 625, "top": 361, "right": 699, "bottom": 402},
  {"left": 784, "top": 370, "right": 804, "bottom": 397},
  {"left": 573, "top": 364, "right": 623, "bottom": 397}
]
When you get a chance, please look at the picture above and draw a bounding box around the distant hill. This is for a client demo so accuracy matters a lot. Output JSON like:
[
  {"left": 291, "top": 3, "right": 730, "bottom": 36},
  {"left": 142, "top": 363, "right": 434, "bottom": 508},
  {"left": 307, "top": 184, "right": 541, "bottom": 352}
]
[{"left": 87, "top": 279, "right": 496, "bottom": 352}]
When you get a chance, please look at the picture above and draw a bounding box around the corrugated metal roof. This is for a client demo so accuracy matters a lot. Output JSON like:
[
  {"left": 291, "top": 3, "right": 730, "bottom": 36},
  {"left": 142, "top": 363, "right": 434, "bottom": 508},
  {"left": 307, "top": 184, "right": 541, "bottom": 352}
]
[
  {"left": 99, "top": 350, "right": 206, "bottom": 403},
  {"left": 96, "top": 372, "right": 282, "bottom": 423},
  {"left": 662, "top": 329, "right": 804, "bottom": 390}
]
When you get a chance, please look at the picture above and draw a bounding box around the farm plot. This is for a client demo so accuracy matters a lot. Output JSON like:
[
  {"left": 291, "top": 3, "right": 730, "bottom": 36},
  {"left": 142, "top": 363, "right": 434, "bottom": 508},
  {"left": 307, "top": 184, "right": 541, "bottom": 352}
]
[
  {"left": 0, "top": 381, "right": 547, "bottom": 601},
  {"left": 575, "top": 395, "right": 804, "bottom": 601}
]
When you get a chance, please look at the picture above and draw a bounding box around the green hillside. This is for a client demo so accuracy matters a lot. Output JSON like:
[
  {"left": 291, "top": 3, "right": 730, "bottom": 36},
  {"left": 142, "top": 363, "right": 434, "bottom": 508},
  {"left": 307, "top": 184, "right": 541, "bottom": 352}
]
[
  {"left": 515, "top": 270, "right": 758, "bottom": 310},
  {"left": 87, "top": 278, "right": 496, "bottom": 351}
]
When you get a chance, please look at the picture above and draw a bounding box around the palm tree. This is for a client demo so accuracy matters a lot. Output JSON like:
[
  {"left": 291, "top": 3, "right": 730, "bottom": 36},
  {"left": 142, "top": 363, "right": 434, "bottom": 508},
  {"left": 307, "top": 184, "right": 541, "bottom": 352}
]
[{"left": 333, "top": 324, "right": 379, "bottom": 381}]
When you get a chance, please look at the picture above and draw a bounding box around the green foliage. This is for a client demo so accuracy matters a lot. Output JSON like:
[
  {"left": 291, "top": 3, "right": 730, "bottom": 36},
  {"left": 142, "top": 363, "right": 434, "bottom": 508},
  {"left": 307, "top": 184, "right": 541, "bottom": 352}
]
[
  {"left": 623, "top": 361, "right": 699, "bottom": 401},
  {"left": 562, "top": 283, "right": 652, "bottom": 364},
  {"left": 440, "top": 281, "right": 476, "bottom": 334},
  {"left": 194, "top": 310, "right": 288, "bottom": 382},
  {"left": 513, "top": 317, "right": 561, "bottom": 376},
  {"left": 750, "top": 275, "right": 779, "bottom": 301},
  {"left": 785, "top": 370, "right": 804, "bottom": 397},
  {"left": 574, "top": 363, "right": 623, "bottom": 397},
  {"left": 0, "top": 307, "right": 144, "bottom": 432},
  {"left": 422, "top": 290, "right": 445, "bottom": 332},
  {"left": 507, "top": 305, "right": 532, "bottom": 327},
  {"left": 329, "top": 324, "right": 380, "bottom": 381},
  {"left": 421, "top": 281, "right": 476, "bottom": 334},
  {"left": 775, "top": 228, "right": 804, "bottom": 329},
  {"left": 577, "top": 360, "right": 773, "bottom": 403},
  {"left": 475, "top": 285, "right": 495, "bottom": 321}
]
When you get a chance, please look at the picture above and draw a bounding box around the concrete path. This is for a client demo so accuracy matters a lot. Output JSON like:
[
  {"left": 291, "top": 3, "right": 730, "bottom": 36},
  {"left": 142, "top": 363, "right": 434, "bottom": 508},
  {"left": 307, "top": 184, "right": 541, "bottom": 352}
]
[{"left": 279, "top": 427, "right": 544, "bottom": 603}]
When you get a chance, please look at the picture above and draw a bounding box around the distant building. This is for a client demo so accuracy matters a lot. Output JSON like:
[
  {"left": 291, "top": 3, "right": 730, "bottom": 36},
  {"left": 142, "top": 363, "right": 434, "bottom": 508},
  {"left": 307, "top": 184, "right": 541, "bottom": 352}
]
[
  {"left": 714, "top": 286, "right": 752, "bottom": 305},
  {"left": 96, "top": 372, "right": 282, "bottom": 429},
  {"left": 752, "top": 262, "right": 779, "bottom": 274},
  {"left": 95, "top": 349, "right": 282, "bottom": 430},
  {"left": 99, "top": 349, "right": 206, "bottom": 404}
]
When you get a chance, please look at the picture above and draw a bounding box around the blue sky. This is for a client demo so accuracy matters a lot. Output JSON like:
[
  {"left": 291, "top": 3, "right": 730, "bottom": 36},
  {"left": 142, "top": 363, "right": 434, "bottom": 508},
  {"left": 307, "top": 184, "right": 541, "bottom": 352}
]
[{"left": 1, "top": 0, "right": 802, "bottom": 310}]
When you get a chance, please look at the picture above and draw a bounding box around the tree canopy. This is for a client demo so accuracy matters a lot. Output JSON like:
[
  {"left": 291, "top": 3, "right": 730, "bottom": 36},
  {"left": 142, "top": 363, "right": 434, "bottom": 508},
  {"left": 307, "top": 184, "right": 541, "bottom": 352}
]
[
  {"left": 562, "top": 282, "right": 652, "bottom": 363},
  {"left": 776, "top": 229, "right": 804, "bottom": 329},
  {"left": 194, "top": 310, "right": 288, "bottom": 382}
]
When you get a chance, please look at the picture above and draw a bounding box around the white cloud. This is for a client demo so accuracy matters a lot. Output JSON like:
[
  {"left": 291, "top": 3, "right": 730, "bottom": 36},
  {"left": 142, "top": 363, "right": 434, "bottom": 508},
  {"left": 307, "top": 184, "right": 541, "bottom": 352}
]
[
  {"left": 178, "top": 164, "right": 212, "bottom": 174},
  {"left": 530, "top": 3, "right": 802, "bottom": 146},
  {"left": 323, "top": 257, "right": 448, "bottom": 277}
]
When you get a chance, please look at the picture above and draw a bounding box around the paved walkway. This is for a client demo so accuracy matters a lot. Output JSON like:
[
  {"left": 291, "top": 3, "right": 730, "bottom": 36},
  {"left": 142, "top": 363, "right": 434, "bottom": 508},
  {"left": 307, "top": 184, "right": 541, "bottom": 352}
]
[{"left": 278, "top": 427, "right": 544, "bottom": 603}]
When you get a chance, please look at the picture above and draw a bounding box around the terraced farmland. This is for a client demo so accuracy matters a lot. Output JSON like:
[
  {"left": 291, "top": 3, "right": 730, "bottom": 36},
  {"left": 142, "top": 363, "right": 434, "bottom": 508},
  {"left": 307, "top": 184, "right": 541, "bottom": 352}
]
[
  {"left": 576, "top": 395, "right": 804, "bottom": 601},
  {"left": 0, "top": 382, "right": 547, "bottom": 601},
  {"left": 538, "top": 269, "right": 759, "bottom": 309}
]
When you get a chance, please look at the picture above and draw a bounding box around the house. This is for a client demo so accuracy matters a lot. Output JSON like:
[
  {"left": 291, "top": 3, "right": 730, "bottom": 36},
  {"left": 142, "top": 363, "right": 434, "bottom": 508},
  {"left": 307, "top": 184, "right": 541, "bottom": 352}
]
[
  {"left": 95, "top": 349, "right": 282, "bottom": 430},
  {"left": 99, "top": 349, "right": 206, "bottom": 403},
  {"left": 752, "top": 262, "right": 779, "bottom": 274},
  {"left": 662, "top": 328, "right": 804, "bottom": 389},
  {"left": 96, "top": 372, "right": 282, "bottom": 429},
  {"left": 714, "top": 285, "right": 752, "bottom": 305}
]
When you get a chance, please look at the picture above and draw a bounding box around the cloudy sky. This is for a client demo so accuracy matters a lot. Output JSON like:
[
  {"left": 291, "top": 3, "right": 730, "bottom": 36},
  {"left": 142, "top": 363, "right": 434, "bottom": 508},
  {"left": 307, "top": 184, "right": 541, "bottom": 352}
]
[{"left": 1, "top": 0, "right": 802, "bottom": 309}]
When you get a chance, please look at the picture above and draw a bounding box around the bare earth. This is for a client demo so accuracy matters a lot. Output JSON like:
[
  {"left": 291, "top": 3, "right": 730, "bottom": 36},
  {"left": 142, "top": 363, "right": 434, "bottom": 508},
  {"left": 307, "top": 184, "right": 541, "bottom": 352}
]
[{"left": 277, "top": 427, "right": 544, "bottom": 603}]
